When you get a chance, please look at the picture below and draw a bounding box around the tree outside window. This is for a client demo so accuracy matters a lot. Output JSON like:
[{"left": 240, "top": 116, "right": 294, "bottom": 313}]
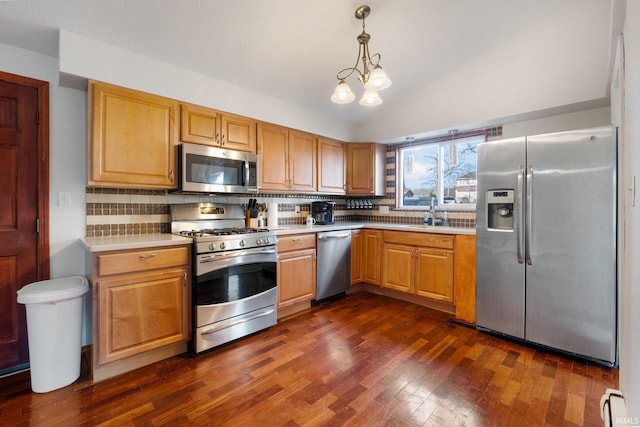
[{"left": 398, "top": 136, "right": 482, "bottom": 208}]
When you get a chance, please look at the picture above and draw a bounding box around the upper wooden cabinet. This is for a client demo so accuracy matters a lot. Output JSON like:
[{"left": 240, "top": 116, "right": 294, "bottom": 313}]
[
  {"left": 317, "top": 136, "right": 346, "bottom": 194},
  {"left": 180, "top": 103, "right": 256, "bottom": 153},
  {"left": 88, "top": 81, "right": 179, "bottom": 189},
  {"left": 346, "top": 142, "right": 385, "bottom": 196},
  {"left": 257, "top": 123, "right": 316, "bottom": 193}
]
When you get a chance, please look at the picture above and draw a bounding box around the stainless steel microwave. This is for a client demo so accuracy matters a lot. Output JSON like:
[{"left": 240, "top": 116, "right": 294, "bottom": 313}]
[{"left": 176, "top": 143, "right": 258, "bottom": 194}]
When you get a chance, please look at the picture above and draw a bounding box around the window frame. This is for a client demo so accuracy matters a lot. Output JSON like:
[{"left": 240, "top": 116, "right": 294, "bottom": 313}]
[{"left": 396, "top": 133, "right": 485, "bottom": 210}]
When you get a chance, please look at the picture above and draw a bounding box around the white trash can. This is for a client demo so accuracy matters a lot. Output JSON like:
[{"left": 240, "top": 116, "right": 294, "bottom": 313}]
[{"left": 16, "top": 276, "right": 89, "bottom": 393}]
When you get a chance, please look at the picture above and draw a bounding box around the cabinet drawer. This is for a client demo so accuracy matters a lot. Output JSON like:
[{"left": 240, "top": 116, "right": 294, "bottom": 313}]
[
  {"left": 97, "top": 246, "right": 189, "bottom": 276},
  {"left": 277, "top": 234, "right": 316, "bottom": 252},
  {"left": 382, "top": 231, "right": 454, "bottom": 249}
]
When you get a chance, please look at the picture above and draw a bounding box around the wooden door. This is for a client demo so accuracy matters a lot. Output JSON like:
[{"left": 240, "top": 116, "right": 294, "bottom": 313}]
[
  {"left": 363, "top": 230, "right": 381, "bottom": 285},
  {"left": 0, "top": 76, "right": 47, "bottom": 372},
  {"left": 415, "top": 247, "right": 454, "bottom": 302},
  {"left": 180, "top": 103, "right": 220, "bottom": 146},
  {"left": 97, "top": 267, "right": 189, "bottom": 365},
  {"left": 277, "top": 249, "right": 316, "bottom": 308},
  {"left": 288, "top": 130, "right": 316, "bottom": 192},
  {"left": 317, "top": 136, "right": 345, "bottom": 194},
  {"left": 89, "top": 81, "right": 178, "bottom": 189},
  {"left": 346, "top": 143, "right": 374, "bottom": 194},
  {"left": 382, "top": 243, "right": 415, "bottom": 293},
  {"left": 220, "top": 113, "right": 256, "bottom": 153},
  {"left": 350, "top": 230, "right": 364, "bottom": 284},
  {"left": 257, "top": 123, "right": 288, "bottom": 191}
]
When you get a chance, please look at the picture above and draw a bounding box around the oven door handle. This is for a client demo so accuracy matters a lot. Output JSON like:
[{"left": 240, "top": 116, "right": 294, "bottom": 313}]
[
  {"left": 200, "top": 308, "right": 275, "bottom": 336},
  {"left": 199, "top": 248, "right": 277, "bottom": 263}
]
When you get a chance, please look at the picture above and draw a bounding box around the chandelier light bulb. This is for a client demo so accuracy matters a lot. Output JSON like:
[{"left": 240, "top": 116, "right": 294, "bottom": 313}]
[
  {"left": 364, "top": 65, "right": 392, "bottom": 91},
  {"left": 331, "top": 80, "right": 356, "bottom": 104},
  {"left": 359, "top": 89, "right": 382, "bottom": 106}
]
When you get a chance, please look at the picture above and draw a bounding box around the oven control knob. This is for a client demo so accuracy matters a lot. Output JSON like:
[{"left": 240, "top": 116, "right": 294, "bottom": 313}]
[
  {"left": 208, "top": 243, "right": 216, "bottom": 251},
  {"left": 264, "top": 237, "right": 271, "bottom": 244},
  {"left": 219, "top": 242, "right": 226, "bottom": 250},
  {"left": 256, "top": 238, "right": 263, "bottom": 245},
  {"left": 239, "top": 240, "right": 245, "bottom": 247}
]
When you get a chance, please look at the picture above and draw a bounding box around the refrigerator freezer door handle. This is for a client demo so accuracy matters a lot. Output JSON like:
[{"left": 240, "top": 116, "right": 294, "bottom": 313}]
[
  {"left": 517, "top": 165, "right": 524, "bottom": 264},
  {"left": 526, "top": 165, "right": 533, "bottom": 265}
]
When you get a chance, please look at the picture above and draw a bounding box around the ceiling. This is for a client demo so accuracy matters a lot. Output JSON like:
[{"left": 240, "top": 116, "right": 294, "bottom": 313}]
[{"left": 0, "top": 0, "right": 617, "bottom": 138}]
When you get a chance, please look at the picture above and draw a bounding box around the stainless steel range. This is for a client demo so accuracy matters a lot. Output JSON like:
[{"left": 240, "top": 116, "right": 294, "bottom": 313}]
[{"left": 171, "top": 203, "right": 277, "bottom": 353}]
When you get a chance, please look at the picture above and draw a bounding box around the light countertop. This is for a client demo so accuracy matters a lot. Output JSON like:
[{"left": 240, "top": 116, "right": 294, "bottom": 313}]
[{"left": 82, "top": 223, "right": 475, "bottom": 252}]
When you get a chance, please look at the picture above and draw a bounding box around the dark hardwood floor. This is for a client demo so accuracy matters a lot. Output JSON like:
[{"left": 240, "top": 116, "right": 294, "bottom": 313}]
[{"left": 0, "top": 292, "right": 617, "bottom": 426}]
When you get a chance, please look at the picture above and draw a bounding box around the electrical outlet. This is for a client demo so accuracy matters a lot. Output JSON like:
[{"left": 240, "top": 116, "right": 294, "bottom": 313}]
[
  {"left": 379, "top": 206, "right": 390, "bottom": 215},
  {"left": 295, "top": 205, "right": 301, "bottom": 214}
]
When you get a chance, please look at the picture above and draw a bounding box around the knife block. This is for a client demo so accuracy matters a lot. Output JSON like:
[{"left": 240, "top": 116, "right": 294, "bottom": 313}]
[{"left": 246, "top": 211, "right": 258, "bottom": 228}]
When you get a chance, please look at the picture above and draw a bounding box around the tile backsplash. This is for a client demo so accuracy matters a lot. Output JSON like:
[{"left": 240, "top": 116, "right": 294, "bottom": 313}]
[{"left": 85, "top": 188, "right": 476, "bottom": 237}]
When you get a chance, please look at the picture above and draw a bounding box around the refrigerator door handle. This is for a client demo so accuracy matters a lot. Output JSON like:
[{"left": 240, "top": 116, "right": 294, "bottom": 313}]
[
  {"left": 526, "top": 165, "right": 533, "bottom": 265},
  {"left": 517, "top": 165, "right": 524, "bottom": 264}
]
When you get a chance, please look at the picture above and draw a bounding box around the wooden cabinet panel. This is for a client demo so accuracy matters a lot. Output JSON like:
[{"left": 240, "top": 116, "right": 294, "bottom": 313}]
[
  {"left": 382, "top": 231, "right": 454, "bottom": 249},
  {"left": 350, "top": 230, "right": 364, "bottom": 284},
  {"left": 382, "top": 243, "right": 414, "bottom": 293},
  {"left": 97, "top": 267, "right": 189, "bottom": 365},
  {"left": 415, "top": 248, "right": 454, "bottom": 302},
  {"left": 454, "top": 235, "right": 476, "bottom": 324},
  {"left": 289, "top": 130, "right": 316, "bottom": 192},
  {"left": 363, "top": 230, "right": 382, "bottom": 285},
  {"left": 220, "top": 112, "right": 256, "bottom": 153},
  {"left": 97, "top": 246, "right": 189, "bottom": 276},
  {"left": 180, "top": 103, "right": 219, "bottom": 146},
  {"left": 258, "top": 122, "right": 289, "bottom": 191},
  {"left": 257, "top": 123, "right": 317, "bottom": 193},
  {"left": 277, "top": 234, "right": 316, "bottom": 252},
  {"left": 346, "top": 143, "right": 385, "bottom": 196},
  {"left": 89, "top": 81, "right": 178, "bottom": 189},
  {"left": 317, "top": 137, "right": 346, "bottom": 194},
  {"left": 277, "top": 248, "right": 316, "bottom": 308}
]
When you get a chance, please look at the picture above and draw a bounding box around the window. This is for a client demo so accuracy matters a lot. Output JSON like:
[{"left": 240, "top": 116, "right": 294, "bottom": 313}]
[{"left": 398, "top": 135, "right": 483, "bottom": 208}]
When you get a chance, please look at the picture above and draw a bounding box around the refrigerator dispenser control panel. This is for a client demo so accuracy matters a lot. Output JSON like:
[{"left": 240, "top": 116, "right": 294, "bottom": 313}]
[{"left": 487, "top": 189, "right": 514, "bottom": 231}]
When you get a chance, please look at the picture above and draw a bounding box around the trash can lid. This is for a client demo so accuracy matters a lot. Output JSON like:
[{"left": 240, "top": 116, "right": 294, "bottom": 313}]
[{"left": 17, "top": 276, "right": 89, "bottom": 304}]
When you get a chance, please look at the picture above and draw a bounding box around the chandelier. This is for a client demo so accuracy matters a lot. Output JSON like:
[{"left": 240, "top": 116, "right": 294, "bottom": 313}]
[{"left": 331, "top": 5, "right": 392, "bottom": 106}]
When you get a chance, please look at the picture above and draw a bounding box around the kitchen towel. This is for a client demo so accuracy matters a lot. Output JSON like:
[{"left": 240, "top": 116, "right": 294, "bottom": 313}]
[{"left": 267, "top": 203, "right": 278, "bottom": 229}]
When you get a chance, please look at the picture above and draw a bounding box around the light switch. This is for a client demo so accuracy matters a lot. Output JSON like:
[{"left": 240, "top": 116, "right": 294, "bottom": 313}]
[{"left": 58, "top": 192, "right": 71, "bottom": 207}]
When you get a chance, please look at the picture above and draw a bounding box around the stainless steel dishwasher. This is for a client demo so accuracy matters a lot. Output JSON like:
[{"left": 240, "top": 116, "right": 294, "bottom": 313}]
[{"left": 313, "top": 230, "right": 352, "bottom": 304}]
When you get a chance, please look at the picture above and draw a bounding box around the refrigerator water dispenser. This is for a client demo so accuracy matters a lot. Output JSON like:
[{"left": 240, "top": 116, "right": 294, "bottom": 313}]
[{"left": 487, "top": 190, "right": 514, "bottom": 231}]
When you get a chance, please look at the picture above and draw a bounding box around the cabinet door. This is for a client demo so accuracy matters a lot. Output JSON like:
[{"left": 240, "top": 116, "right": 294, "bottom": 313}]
[
  {"left": 257, "top": 123, "right": 289, "bottom": 191},
  {"left": 363, "top": 230, "right": 382, "bottom": 285},
  {"left": 97, "top": 267, "right": 189, "bottom": 365},
  {"left": 346, "top": 143, "right": 373, "bottom": 194},
  {"left": 277, "top": 248, "right": 316, "bottom": 308},
  {"left": 180, "top": 103, "right": 220, "bottom": 146},
  {"left": 317, "top": 136, "right": 346, "bottom": 194},
  {"left": 454, "top": 235, "right": 476, "bottom": 323},
  {"left": 289, "top": 130, "right": 317, "bottom": 192},
  {"left": 350, "top": 230, "right": 364, "bottom": 284},
  {"left": 220, "top": 113, "right": 256, "bottom": 153},
  {"left": 415, "top": 247, "right": 454, "bottom": 302},
  {"left": 382, "top": 243, "right": 415, "bottom": 293},
  {"left": 89, "top": 81, "right": 178, "bottom": 189}
]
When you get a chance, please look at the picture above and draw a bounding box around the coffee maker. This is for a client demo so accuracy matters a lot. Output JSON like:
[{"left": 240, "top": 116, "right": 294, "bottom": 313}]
[{"left": 311, "top": 201, "right": 336, "bottom": 225}]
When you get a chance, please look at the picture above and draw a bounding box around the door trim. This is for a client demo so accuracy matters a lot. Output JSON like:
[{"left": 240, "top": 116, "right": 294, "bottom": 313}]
[{"left": 0, "top": 71, "right": 50, "bottom": 280}]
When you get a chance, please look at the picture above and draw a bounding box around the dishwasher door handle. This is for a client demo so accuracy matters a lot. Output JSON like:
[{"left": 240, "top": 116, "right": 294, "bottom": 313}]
[{"left": 318, "top": 232, "right": 351, "bottom": 240}]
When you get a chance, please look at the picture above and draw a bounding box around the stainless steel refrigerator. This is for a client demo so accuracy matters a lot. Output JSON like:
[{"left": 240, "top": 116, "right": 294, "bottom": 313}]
[{"left": 476, "top": 126, "right": 617, "bottom": 366}]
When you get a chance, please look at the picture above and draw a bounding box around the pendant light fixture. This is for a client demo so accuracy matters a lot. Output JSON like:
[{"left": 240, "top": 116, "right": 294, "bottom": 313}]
[{"left": 331, "top": 5, "right": 391, "bottom": 106}]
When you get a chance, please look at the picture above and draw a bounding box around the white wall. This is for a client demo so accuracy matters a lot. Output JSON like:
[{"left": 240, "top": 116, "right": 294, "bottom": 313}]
[
  {"left": 620, "top": 1, "right": 640, "bottom": 414},
  {"left": 501, "top": 106, "right": 611, "bottom": 139},
  {"left": 355, "top": 0, "right": 611, "bottom": 142}
]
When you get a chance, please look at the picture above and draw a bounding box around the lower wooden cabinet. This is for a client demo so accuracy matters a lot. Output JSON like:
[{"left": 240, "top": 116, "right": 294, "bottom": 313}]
[
  {"left": 350, "top": 230, "right": 364, "bottom": 284},
  {"left": 90, "top": 245, "right": 191, "bottom": 373},
  {"left": 363, "top": 230, "right": 382, "bottom": 285},
  {"left": 277, "top": 234, "right": 316, "bottom": 309},
  {"left": 381, "top": 231, "right": 455, "bottom": 303}
]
